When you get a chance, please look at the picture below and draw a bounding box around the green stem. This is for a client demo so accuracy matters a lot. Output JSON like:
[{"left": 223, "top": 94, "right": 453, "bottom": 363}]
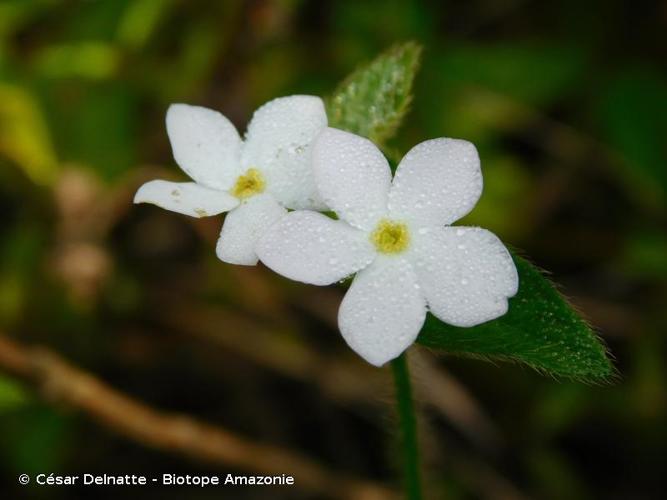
[{"left": 391, "top": 352, "right": 422, "bottom": 500}]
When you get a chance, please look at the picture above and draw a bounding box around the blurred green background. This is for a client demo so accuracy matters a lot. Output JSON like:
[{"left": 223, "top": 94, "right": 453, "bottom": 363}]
[{"left": 1, "top": 0, "right": 666, "bottom": 498}]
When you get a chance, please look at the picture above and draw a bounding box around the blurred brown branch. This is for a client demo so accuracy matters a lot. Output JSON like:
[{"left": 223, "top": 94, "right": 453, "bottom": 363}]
[
  {"left": 165, "top": 299, "right": 502, "bottom": 450},
  {"left": 0, "top": 334, "right": 396, "bottom": 500}
]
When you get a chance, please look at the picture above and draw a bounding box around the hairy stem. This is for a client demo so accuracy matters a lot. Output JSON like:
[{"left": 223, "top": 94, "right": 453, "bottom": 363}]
[{"left": 391, "top": 352, "right": 422, "bottom": 500}]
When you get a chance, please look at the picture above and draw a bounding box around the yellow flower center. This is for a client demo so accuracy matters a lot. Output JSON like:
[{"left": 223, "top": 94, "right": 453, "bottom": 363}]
[
  {"left": 370, "top": 219, "right": 410, "bottom": 254},
  {"left": 232, "top": 168, "right": 265, "bottom": 199}
]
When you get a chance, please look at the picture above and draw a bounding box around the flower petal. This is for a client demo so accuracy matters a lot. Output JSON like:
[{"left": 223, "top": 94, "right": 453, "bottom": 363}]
[
  {"left": 388, "top": 138, "right": 482, "bottom": 227},
  {"left": 256, "top": 210, "right": 376, "bottom": 285},
  {"left": 167, "top": 104, "right": 242, "bottom": 190},
  {"left": 312, "top": 127, "right": 392, "bottom": 230},
  {"left": 338, "top": 256, "right": 426, "bottom": 366},
  {"left": 241, "top": 95, "right": 327, "bottom": 210},
  {"left": 412, "top": 226, "right": 518, "bottom": 327},
  {"left": 134, "top": 180, "right": 238, "bottom": 217},
  {"left": 216, "top": 193, "right": 287, "bottom": 266}
]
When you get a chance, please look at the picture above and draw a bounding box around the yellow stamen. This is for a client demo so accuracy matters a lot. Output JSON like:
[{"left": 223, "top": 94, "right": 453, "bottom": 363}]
[
  {"left": 370, "top": 219, "right": 410, "bottom": 254},
  {"left": 232, "top": 168, "right": 265, "bottom": 199}
]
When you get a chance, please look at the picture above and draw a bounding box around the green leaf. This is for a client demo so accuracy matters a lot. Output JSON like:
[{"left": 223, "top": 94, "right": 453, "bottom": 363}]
[
  {"left": 417, "top": 254, "right": 614, "bottom": 382},
  {"left": 326, "top": 41, "right": 422, "bottom": 145}
]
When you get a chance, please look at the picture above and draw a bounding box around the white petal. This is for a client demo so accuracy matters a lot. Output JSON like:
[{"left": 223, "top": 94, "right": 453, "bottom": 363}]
[
  {"left": 256, "top": 211, "right": 376, "bottom": 285},
  {"left": 241, "top": 95, "right": 327, "bottom": 210},
  {"left": 167, "top": 104, "right": 242, "bottom": 190},
  {"left": 312, "top": 127, "right": 392, "bottom": 230},
  {"left": 388, "top": 138, "right": 483, "bottom": 226},
  {"left": 338, "top": 257, "right": 426, "bottom": 366},
  {"left": 216, "top": 193, "right": 287, "bottom": 266},
  {"left": 134, "top": 180, "right": 238, "bottom": 217},
  {"left": 412, "top": 226, "right": 518, "bottom": 327}
]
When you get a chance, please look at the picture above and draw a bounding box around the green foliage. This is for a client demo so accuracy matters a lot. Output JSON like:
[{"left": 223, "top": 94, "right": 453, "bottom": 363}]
[
  {"left": 0, "top": 375, "right": 29, "bottom": 412},
  {"left": 417, "top": 254, "right": 614, "bottom": 382},
  {"left": 436, "top": 43, "right": 586, "bottom": 105},
  {"left": 0, "top": 84, "right": 58, "bottom": 185},
  {"left": 33, "top": 42, "right": 120, "bottom": 80},
  {"left": 326, "top": 42, "right": 422, "bottom": 145},
  {"left": 44, "top": 82, "right": 138, "bottom": 181},
  {"left": 598, "top": 71, "right": 667, "bottom": 201},
  {"left": 0, "top": 406, "right": 72, "bottom": 474},
  {"left": 420, "top": 43, "right": 586, "bottom": 142},
  {"left": 622, "top": 230, "right": 667, "bottom": 278},
  {"left": 458, "top": 153, "right": 532, "bottom": 240},
  {"left": 116, "top": 0, "right": 173, "bottom": 49},
  {"left": 0, "top": 226, "right": 44, "bottom": 326}
]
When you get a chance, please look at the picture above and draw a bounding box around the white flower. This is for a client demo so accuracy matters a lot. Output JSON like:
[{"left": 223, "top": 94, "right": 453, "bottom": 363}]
[
  {"left": 257, "top": 128, "right": 519, "bottom": 366},
  {"left": 134, "top": 95, "right": 327, "bottom": 265}
]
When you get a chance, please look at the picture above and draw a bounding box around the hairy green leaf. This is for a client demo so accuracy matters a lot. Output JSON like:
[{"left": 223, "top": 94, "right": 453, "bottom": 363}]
[
  {"left": 326, "top": 42, "right": 422, "bottom": 145},
  {"left": 417, "top": 254, "right": 614, "bottom": 382}
]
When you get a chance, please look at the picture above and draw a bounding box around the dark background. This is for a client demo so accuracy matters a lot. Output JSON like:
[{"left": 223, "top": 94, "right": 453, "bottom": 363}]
[{"left": 0, "top": 0, "right": 666, "bottom": 498}]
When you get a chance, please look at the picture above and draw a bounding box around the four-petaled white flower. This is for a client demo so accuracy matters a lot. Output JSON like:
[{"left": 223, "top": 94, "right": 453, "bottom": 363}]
[
  {"left": 257, "top": 128, "right": 519, "bottom": 366},
  {"left": 134, "top": 95, "right": 327, "bottom": 265}
]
